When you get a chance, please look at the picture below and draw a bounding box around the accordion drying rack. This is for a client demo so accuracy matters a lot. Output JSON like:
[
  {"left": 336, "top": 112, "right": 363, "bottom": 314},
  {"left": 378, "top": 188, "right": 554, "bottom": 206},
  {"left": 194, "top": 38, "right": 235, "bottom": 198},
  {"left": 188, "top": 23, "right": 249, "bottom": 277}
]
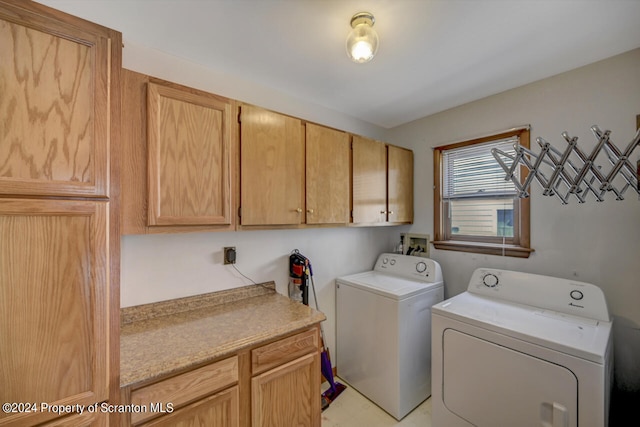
[{"left": 492, "top": 125, "right": 640, "bottom": 204}]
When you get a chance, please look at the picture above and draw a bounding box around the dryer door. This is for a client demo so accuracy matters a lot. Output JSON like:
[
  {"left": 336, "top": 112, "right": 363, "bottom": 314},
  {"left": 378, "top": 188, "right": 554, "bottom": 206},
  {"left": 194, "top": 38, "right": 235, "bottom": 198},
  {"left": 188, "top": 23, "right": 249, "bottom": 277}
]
[{"left": 442, "top": 329, "right": 578, "bottom": 427}]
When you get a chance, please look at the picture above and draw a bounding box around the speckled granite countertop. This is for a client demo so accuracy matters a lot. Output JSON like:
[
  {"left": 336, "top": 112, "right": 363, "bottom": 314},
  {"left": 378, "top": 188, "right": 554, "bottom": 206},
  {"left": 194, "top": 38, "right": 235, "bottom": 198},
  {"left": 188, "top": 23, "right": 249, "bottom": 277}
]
[{"left": 120, "top": 282, "right": 326, "bottom": 388}]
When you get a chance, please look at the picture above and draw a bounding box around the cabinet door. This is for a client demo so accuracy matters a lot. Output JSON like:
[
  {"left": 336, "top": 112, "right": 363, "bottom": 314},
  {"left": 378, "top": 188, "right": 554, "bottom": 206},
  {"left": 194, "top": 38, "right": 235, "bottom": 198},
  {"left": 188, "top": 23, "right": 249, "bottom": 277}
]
[
  {"left": 140, "top": 387, "right": 239, "bottom": 427},
  {"left": 0, "top": 2, "right": 117, "bottom": 198},
  {"left": 305, "top": 124, "right": 350, "bottom": 225},
  {"left": 41, "top": 410, "right": 108, "bottom": 427},
  {"left": 352, "top": 136, "right": 387, "bottom": 224},
  {"left": 147, "top": 82, "right": 232, "bottom": 226},
  {"left": 251, "top": 352, "right": 320, "bottom": 427},
  {"left": 387, "top": 145, "right": 414, "bottom": 223},
  {"left": 0, "top": 199, "right": 109, "bottom": 427},
  {"left": 130, "top": 356, "right": 238, "bottom": 425},
  {"left": 240, "top": 105, "right": 304, "bottom": 226}
]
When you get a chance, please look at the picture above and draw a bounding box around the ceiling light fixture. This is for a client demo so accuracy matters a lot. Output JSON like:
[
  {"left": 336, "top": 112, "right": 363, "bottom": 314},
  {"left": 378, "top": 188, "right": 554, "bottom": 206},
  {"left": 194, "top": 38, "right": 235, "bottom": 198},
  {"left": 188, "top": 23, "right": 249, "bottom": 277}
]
[{"left": 346, "top": 12, "right": 378, "bottom": 63}]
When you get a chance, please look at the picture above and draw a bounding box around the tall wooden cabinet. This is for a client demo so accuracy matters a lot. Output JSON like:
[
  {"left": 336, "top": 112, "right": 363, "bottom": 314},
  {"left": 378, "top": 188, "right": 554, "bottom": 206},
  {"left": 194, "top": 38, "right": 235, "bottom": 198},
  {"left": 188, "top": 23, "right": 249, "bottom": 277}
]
[
  {"left": 352, "top": 136, "right": 413, "bottom": 225},
  {"left": 0, "top": 1, "right": 121, "bottom": 425}
]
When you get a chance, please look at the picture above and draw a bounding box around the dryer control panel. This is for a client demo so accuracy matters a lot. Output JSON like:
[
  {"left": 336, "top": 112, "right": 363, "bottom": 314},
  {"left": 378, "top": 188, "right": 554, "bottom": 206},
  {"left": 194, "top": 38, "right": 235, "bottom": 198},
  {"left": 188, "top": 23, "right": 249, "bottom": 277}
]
[
  {"left": 468, "top": 268, "right": 610, "bottom": 322},
  {"left": 374, "top": 253, "right": 443, "bottom": 283}
]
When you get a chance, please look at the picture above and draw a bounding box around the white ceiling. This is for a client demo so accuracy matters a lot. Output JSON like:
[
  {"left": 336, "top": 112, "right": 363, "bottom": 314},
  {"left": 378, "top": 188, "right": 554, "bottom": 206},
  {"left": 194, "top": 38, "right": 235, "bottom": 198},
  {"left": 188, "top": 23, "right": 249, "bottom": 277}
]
[{"left": 38, "top": 0, "right": 640, "bottom": 129}]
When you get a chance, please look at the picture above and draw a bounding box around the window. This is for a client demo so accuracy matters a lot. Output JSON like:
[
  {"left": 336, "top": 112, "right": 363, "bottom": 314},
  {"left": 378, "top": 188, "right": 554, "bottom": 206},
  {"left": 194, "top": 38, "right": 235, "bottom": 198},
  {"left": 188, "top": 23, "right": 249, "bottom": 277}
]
[{"left": 433, "top": 127, "right": 533, "bottom": 258}]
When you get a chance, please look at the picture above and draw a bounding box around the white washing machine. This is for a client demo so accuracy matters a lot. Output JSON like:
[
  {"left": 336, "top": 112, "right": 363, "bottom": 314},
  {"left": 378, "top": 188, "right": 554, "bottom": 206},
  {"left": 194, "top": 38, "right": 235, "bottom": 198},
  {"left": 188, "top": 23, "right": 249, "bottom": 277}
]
[
  {"left": 432, "top": 268, "right": 613, "bottom": 427},
  {"left": 336, "top": 253, "right": 444, "bottom": 420}
]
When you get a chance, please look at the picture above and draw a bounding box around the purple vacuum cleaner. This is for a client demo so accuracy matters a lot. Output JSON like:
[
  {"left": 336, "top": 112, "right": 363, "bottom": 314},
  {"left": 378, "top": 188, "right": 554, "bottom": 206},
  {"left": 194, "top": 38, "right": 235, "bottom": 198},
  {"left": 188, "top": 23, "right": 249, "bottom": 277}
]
[{"left": 297, "top": 252, "right": 347, "bottom": 410}]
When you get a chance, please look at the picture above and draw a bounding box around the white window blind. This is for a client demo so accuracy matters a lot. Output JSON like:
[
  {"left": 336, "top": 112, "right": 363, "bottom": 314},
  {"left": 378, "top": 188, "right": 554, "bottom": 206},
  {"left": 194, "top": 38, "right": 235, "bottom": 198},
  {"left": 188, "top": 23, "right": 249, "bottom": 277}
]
[{"left": 443, "top": 136, "right": 519, "bottom": 200}]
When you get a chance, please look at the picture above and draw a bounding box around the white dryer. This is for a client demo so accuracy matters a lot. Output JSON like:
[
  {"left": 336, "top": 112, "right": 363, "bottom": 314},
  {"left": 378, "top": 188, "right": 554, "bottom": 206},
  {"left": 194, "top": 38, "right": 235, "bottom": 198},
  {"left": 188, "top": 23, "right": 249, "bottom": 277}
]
[
  {"left": 432, "top": 268, "right": 613, "bottom": 427},
  {"left": 336, "top": 253, "right": 444, "bottom": 420}
]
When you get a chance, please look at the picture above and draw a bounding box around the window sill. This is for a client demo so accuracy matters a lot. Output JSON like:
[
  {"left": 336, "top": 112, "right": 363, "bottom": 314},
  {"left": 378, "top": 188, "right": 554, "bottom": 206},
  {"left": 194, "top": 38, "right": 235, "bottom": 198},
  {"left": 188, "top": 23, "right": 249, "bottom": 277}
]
[{"left": 432, "top": 240, "right": 534, "bottom": 258}]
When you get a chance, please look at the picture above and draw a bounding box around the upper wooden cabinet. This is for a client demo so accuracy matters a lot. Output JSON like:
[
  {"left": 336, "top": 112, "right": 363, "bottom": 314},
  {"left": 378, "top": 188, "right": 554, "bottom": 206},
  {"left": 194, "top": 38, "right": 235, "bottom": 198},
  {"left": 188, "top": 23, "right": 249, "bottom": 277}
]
[
  {"left": 122, "top": 77, "right": 408, "bottom": 232},
  {"left": 352, "top": 136, "right": 414, "bottom": 225},
  {"left": 239, "top": 104, "right": 305, "bottom": 226},
  {"left": 352, "top": 136, "right": 388, "bottom": 224},
  {"left": 388, "top": 144, "right": 414, "bottom": 223},
  {"left": 120, "top": 70, "right": 235, "bottom": 234},
  {"left": 0, "top": 1, "right": 117, "bottom": 198},
  {"left": 147, "top": 82, "right": 232, "bottom": 226},
  {"left": 305, "top": 123, "right": 350, "bottom": 225}
]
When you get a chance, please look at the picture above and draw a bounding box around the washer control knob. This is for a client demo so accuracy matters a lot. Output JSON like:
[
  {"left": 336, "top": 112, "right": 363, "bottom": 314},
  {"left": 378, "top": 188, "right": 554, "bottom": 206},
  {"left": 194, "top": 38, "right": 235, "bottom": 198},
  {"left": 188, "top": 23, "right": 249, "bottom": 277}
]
[
  {"left": 390, "top": 259, "right": 396, "bottom": 265},
  {"left": 570, "top": 290, "right": 584, "bottom": 301},
  {"left": 482, "top": 273, "right": 499, "bottom": 288},
  {"left": 382, "top": 257, "right": 389, "bottom": 264},
  {"left": 416, "top": 262, "right": 427, "bottom": 273}
]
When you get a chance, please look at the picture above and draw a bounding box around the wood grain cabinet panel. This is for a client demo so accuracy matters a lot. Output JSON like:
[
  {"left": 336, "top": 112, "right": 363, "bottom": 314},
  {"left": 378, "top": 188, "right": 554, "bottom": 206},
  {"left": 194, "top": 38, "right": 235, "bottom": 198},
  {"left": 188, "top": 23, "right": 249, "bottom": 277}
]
[
  {"left": 251, "top": 329, "right": 318, "bottom": 375},
  {"left": 251, "top": 352, "right": 320, "bottom": 427},
  {"left": 352, "top": 136, "right": 388, "bottom": 224},
  {"left": 40, "top": 411, "right": 108, "bottom": 427},
  {"left": 120, "top": 328, "right": 322, "bottom": 427},
  {"left": 352, "top": 136, "right": 414, "bottom": 225},
  {"left": 0, "top": 2, "right": 120, "bottom": 427},
  {"left": 147, "top": 82, "right": 232, "bottom": 226},
  {"left": 387, "top": 145, "right": 414, "bottom": 223},
  {"left": 239, "top": 104, "right": 304, "bottom": 226},
  {"left": 0, "top": 2, "right": 115, "bottom": 198},
  {"left": 0, "top": 198, "right": 109, "bottom": 427},
  {"left": 139, "top": 387, "right": 239, "bottom": 427},
  {"left": 305, "top": 124, "right": 350, "bottom": 225},
  {"left": 130, "top": 357, "right": 238, "bottom": 425}
]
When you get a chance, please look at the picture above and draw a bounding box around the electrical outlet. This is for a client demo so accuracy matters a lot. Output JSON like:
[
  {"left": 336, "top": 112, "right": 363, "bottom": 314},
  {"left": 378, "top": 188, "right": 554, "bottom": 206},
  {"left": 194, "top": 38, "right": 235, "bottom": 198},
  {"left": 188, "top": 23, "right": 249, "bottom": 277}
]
[{"left": 224, "top": 247, "right": 236, "bottom": 265}]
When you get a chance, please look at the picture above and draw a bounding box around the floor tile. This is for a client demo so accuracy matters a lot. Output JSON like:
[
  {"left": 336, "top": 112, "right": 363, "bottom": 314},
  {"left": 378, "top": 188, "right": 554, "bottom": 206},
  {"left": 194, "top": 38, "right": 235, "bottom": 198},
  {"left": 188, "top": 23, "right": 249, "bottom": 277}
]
[{"left": 321, "top": 378, "right": 432, "bottom": 427}]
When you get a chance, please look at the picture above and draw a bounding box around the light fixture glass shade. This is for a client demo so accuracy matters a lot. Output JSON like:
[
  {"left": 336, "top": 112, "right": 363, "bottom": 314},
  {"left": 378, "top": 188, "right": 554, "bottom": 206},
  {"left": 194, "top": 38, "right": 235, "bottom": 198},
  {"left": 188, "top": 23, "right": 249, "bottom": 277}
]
[{"left": 346, "top": 12, "right": 378, "bottom": 63}]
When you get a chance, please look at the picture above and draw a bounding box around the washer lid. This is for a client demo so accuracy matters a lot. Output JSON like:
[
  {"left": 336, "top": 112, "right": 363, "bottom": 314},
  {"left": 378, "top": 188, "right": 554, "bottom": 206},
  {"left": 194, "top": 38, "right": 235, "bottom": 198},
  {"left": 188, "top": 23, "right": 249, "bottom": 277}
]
[
  {"left": 432, "top": 292, "right": 612, "bottom": 364},
  {"left": 337, "top": 271, "right": 443, "bottom": 300}
]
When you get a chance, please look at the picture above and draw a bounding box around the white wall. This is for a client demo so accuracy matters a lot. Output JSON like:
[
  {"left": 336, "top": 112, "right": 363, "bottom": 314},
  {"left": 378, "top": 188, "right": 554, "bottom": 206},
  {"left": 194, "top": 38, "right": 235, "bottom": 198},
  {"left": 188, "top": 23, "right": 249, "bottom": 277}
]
[
  {"left": 386, "top": 48, "right": 640, "bottom": 393},
  {"left": 121, "top": 227, "right": 404, "bottom": 356},
  {"left": 122, "top": 40, "right": 386, "bottom": 139},
  {"left": 119, "top": 40, "right": 408, "bottom": 362}
]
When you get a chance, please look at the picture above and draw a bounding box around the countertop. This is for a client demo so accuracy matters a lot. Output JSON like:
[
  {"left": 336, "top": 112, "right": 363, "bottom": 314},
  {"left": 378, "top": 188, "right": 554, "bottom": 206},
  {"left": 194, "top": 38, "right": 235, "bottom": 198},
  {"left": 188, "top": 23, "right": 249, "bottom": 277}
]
[{"left": 120, "top": 282, "right": 326, "bottom": 388}]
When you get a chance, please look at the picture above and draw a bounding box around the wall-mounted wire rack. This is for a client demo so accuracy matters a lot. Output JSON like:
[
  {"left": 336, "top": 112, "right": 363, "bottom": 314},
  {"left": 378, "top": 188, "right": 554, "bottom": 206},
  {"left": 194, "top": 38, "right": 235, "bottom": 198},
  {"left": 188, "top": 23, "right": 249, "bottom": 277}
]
[{"left": 492, "top": 126, "right": 640, "bottom": 204}]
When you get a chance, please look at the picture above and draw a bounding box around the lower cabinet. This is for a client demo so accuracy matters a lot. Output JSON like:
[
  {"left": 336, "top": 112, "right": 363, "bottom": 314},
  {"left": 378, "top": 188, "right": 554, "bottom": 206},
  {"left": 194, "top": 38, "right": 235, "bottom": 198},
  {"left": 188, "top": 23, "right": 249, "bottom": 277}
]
[
  {"left": 250, "top": 328, "right": 321, "bottom": 427},
  {"left": 123, "top": 327, "right": 321, "bottom": 427},
  {"left": 251, "top": 353, "right": 320, "bottom": 427},
  {"left": 40, "top": 410, "right": 109, "bottom": 427},
  {"left": 128, "top": 357, "right": 238, "bottom": 426},
  {"left": 139, "top": 388, "right": 239, "bottom": 427}
]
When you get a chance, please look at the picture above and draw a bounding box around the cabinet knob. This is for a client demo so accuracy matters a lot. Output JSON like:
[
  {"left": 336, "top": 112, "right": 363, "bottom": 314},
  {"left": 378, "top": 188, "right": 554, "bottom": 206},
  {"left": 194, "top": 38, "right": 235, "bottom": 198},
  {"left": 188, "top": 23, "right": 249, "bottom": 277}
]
[
  {"left": 307, "top": 209, "right": 314, "bottom": 214},
  {"left": 380, "top": 210, "right": 387, "bottom": 214},
  {"left": 388, "top": 211, "right": 394, "bottom": 215},
  {"left": 296, "top": 208, "right": 303, "bottom": 213}
]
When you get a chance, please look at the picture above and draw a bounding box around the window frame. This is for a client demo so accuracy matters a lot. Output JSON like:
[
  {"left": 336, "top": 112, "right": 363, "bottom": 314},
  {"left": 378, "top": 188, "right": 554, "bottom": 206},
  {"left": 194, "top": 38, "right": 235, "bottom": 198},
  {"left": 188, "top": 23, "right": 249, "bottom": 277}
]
[{"left": 433, "top": 127, "right": 533, "bottom": 258}]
